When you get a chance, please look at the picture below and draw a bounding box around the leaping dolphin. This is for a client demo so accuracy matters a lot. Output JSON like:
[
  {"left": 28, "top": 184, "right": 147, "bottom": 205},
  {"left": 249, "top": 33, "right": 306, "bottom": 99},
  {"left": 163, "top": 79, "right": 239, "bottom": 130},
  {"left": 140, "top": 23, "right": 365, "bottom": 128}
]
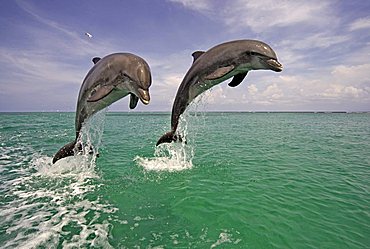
[
  {"left": 156, "top": 39, "right": 282, "bottom": 146},
  {"left": 53, "top": 53, "right": 152, "bottom": 164}
]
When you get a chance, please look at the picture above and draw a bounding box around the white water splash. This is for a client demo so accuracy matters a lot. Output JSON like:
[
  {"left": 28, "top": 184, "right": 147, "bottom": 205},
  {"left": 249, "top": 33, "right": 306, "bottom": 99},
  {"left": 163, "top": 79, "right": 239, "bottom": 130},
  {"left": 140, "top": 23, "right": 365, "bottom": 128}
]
[
  {"left": 74, "top": 108, "right": 108, "bottom": 166},
  {"left": 33, "top": 155, "right": 98, "bottom": 179},
  {"left": 210, "top": 230, "right": 241, "bottom": 248},
  {"left": 1, "top": 151, "right": 116, "bottom": 248},
  {"left": 134, "top": 142, "right": 193, "bottom": 172},
  {"left": 134, "top": 95, "right": 209, "bottom": 172},
  {"left": 0, "top": 109, "right": 116, "bottom": 248}
]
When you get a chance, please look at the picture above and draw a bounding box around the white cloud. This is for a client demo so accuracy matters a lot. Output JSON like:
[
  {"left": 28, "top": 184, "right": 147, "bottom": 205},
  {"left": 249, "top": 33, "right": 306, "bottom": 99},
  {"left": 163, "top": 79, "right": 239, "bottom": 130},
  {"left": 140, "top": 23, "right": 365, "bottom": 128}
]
[
  {"left": 243, "top": 81, "right": 286, "bottom": 106},
  {"left": 2, "top": 0, "right": 369, "bottom": 112},
  {"left": 170, "top": 0, "right": 336, "bottom": 32},
  {"left": 168, "top": 0, "right": 211, "bottom": 11},
  {"left": 140, "top": 50, "right": 195, "bottom": 110},
  {"left": 247, "top": 84, "right": 258, "bottom": 95},
  {"left": 203, "top": 86, "right": 226, "bottom": 104},
  {"left": 1, "top": 1, "right": 124, "bottom": 85},
  {"left": 275, "top": 64, "right": 370, "bottom": 104},
  {"left": 331, "top": 64, "right": 370, "bottom": 82},
  {"left": 343, "top": 86, "right": 367, "bottom": 98},
  {"left": 148, "top": 56, "right": 370, "bottom": 111},
  {"left": 262, "top": 83, "right": 284, "bottom": 100},
  {"left": 0, "top": 48, "right": 83, "bottom": 85},
  {"left": 224, "top": 0, "right": 335, "bottom": 32},
  {"left": 349, "top": 17, "right": 370, "bottom": 31},
  {"left": 280, "top": 33, "right": 350, "bottom": 50},
  {"left": 15, "top": 0, "right": 120, "bottom": 57},
  {"left": 198, "top": 62, "right": 370, "bottom": 110},
  {"left": 152, "top": 73, "right": 183, "bottom": 107},
  {"left": 320, "top": 84, "right": 367, "bottom": 99},
  {"left": 0, "top": 0, "right": 132, "bottom": 111},
  {"left": 16, "top": 0, "right": 78, "bottom": 38}
]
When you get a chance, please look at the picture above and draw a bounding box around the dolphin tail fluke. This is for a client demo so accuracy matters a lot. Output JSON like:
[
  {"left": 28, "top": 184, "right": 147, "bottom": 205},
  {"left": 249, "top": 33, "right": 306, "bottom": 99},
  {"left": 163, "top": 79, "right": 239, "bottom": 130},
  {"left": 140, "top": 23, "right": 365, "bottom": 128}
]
[
  {"left": 52, "top": 141, "right": 76, "bottom": 164},
  {"left": 156, "top": 131, "right": 175, "bottom": 146},
  {"left": 156, "top": 131, "right": 184, "bottom": 146}
]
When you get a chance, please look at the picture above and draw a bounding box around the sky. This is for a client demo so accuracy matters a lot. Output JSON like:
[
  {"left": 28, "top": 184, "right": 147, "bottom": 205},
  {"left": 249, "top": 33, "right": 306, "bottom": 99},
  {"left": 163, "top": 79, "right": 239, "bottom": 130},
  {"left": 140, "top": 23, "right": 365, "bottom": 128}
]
[{"left": 0, "top": 0, "right": 370, "bottom": 112}]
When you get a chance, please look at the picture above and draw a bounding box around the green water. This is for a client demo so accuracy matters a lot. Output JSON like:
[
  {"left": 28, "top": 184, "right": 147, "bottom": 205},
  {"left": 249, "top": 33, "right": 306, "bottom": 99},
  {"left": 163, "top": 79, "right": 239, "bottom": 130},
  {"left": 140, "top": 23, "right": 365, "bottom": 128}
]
[{"left": 0, "top": 112, "right": 369, "bottom": 248}]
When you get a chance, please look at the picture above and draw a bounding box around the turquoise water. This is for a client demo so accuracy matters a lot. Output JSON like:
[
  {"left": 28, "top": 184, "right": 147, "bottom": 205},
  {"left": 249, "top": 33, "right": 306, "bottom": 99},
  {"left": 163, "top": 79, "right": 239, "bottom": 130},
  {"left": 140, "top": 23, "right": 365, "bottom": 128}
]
[{"left": 0, "top": 112, "right": 369, "bottom": 248}]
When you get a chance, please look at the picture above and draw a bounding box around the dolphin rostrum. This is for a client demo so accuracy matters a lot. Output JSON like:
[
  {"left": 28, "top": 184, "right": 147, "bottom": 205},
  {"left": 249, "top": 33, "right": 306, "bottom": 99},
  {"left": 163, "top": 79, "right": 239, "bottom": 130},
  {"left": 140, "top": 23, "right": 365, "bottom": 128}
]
[
  {"left": 53, "top": 53, "right": 152, "bottom": 164},
  {"left": 156, "top": 39, "right": 282, "bottom": 146}
]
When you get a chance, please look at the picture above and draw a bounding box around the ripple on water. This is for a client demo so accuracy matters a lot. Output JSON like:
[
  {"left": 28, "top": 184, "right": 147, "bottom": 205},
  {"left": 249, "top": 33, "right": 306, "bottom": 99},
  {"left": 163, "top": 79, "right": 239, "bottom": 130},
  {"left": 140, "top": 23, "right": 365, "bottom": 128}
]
[{"left": 1, "top": 153, "right": 116, "bottom": 248}]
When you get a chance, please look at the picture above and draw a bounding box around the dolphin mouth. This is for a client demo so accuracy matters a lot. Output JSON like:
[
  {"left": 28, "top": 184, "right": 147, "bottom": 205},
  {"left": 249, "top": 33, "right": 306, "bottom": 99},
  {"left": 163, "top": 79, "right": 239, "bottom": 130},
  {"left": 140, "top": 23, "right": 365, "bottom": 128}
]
[
  {"left": 137, "top": 88, "right": 150, "bottom": 105},
  {"left": 266, "top": 59, "right": 283, "bottom": 72}
]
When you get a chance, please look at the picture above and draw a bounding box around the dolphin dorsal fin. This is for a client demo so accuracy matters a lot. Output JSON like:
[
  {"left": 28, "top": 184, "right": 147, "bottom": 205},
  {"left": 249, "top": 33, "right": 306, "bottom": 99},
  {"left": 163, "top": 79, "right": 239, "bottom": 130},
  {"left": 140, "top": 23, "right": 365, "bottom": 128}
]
[
  {"left": 191, "top": 51, "right": 205, "bottom": 63},
  {"left": 92, "top": 57, "right": 101, "bottom": 64}
]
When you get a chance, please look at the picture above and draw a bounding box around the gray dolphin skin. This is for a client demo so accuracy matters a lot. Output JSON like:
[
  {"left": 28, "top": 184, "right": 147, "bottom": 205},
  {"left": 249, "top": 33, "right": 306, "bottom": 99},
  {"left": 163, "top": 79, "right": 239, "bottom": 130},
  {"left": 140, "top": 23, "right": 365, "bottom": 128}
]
[
  {"left": 53, "top": 53, "right": 152, "bottom": 164},
  {"left": 156, "top": 39, "right": 282, "bottom": 146}
]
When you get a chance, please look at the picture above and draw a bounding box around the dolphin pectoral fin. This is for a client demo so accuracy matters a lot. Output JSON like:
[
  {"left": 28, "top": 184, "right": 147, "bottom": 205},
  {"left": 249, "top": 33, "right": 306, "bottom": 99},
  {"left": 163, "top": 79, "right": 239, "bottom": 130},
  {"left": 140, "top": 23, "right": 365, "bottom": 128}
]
[
  {"left": 192, "top": 51, "right": 205, "bottom": 63},
  {"left": 87, "top": 85, "right": 114, "bottom": 102},
  {"left": 92, "top": 57, "right": 101, "bottom": 64},
  {"left": 204, "top": 65, "right": 235, "bottom": 80},
  {"left": 129, "top": 93, "right": 139, "bottom": 109},
  {"left": 228, "top": 72, "right": 248, "bottom": 87},
  {"left": 52, "top": 140, "right": 76, "bottom": 164}
]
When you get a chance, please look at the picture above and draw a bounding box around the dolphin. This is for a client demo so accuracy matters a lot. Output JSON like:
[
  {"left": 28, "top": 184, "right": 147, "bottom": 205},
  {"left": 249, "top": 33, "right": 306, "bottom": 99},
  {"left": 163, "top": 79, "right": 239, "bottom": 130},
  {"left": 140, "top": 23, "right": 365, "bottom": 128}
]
[
  {"left": 156, "top": 39, "right": 282, "bottom": 146},
  {"left": 53, "top": 53, "right": 152, "bottom": 164}
]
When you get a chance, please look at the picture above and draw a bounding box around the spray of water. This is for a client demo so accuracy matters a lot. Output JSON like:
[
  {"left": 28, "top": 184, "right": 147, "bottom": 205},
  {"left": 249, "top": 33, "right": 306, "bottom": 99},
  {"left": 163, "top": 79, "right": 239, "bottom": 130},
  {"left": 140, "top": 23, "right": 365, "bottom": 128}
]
[
  {"left": 134, "top": 110, "right": 194, "bottom": 172},
  {"left": 74, "top": 108, "right": 107, "bottom": 167},
  {"left": 135, "top": 94, "right": 209, "bottom": 172},
  {"left": 0, "top": 108, "right": 115, "bottom": 248}
]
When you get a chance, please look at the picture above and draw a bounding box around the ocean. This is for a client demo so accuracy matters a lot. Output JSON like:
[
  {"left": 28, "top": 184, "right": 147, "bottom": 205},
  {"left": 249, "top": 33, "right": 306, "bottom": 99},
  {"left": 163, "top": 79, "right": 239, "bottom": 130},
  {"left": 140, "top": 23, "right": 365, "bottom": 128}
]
[{"left": 0, "top": 111, "right": 369, "bottom": 248}]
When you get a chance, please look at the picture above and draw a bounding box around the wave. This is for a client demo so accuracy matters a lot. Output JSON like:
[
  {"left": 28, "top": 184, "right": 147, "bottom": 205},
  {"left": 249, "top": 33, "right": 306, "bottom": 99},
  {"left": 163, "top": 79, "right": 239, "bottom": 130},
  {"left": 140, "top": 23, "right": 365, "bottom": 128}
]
[
  {"left": 0, "top": 152, "right": 116, "bottom": 248},
  {"left": 0, "top": 109, "right": 116, "bottom": 248}
]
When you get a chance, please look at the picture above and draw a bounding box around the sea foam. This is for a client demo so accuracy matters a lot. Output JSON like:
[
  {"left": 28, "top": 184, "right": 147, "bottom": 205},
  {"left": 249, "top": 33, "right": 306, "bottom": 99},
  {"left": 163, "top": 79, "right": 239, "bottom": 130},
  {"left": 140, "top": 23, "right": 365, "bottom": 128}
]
[
  {"left": 134, "top": 142, "right": 193, "bottom": 172},
  {"left": 0, "top": 109, "right": 115, "bottom": 248},
  {"left": 134, "top": 94, "right": 210, "bottom": 172}
]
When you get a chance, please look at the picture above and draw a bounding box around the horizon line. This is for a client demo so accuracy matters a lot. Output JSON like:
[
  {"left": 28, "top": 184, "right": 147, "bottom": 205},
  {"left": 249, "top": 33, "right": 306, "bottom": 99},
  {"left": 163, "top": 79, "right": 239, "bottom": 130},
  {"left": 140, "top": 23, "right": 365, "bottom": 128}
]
[{"left": 1, "top": 111, "right": 369, "bottom": 114}]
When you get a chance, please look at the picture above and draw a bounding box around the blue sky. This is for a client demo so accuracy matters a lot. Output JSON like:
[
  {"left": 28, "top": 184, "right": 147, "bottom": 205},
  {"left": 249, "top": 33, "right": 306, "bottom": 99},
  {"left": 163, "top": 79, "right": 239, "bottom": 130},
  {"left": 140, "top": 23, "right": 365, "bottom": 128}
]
[{"left": 0, "top": 0, "right": 369, "bottom": 112}]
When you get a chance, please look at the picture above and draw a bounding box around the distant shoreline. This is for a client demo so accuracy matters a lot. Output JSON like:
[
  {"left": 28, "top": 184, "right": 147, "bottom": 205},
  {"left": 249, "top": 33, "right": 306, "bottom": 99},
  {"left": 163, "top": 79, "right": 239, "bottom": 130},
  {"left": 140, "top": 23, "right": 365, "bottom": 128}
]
[{"left": 1, "top": 111, "right": 369, "bottom": 114}]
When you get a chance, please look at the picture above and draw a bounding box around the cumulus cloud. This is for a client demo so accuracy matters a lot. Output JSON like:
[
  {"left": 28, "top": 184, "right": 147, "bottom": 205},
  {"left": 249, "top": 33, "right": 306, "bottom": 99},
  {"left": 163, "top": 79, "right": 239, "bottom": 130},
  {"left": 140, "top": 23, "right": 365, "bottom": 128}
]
[
  {"left": 276, "top": 64, "right": 370, "bottom": 104},
  {"left": 247, "top": 84, "right": 258, "bottom": 95},
  {"left": 331, "top": 64, "right": 370, "bottom": 82},
  {"left": 243, "top": 82, "right": 285, "bottom": 106},
  {"left": 2, "top": 0, "right": 370, "bottom": 112},
  {"left": 200, "top": 61, "right": 370, "bottom": 110},
  {"left": 319, "top": 84, "right": 368, "bottom": 100},
  {"left": 262, "top": 83, "right": 284, "bottom": 100}
]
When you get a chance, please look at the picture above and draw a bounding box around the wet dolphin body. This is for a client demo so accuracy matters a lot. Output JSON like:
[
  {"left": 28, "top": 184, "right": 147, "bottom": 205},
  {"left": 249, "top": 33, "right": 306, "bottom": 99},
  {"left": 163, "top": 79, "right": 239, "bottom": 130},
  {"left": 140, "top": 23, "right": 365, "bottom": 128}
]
[
  {"left": 53, "top": 53, "right": 152, "bottom": 164},
  {"left": 156, "top": 39, "right": 283, "bottom": 146}
]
